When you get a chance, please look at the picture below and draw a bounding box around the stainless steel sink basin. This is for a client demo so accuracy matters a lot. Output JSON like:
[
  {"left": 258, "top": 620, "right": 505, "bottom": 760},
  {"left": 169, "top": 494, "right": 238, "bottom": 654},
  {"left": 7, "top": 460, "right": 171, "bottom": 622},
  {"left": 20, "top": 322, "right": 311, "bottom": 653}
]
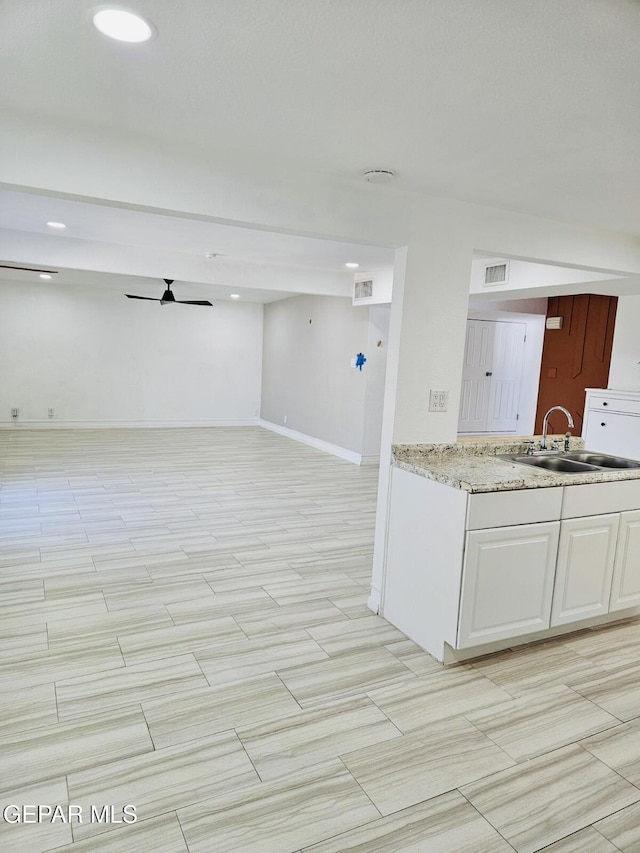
[
  {"left": 506, "top": 455, "right": 600, "bottom": 473},
  {"left": 563, "top": 452, "right": 640, "bottom": 469},
  {"left": 500, "top": 449, "right": 640, "bottom": 475}
]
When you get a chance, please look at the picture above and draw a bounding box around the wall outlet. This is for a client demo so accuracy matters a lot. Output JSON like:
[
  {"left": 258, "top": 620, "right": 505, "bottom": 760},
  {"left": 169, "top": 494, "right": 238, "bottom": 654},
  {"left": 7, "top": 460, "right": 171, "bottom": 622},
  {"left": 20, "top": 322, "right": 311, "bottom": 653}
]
[
  {"left": 10, "top": 407, "right": 18, "bottom": 419},
  {"left": 48, "top": 408, "right": 54, "bottom": 418},
  {"left": 429, "top": 390, "right": 449, "bottom": 412}
]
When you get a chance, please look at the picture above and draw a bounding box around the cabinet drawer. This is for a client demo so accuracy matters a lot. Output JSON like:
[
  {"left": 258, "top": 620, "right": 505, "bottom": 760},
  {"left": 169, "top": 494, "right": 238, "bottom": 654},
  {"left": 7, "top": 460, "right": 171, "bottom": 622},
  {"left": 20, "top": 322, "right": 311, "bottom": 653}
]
[
  {"left": 587, "top": 395, "right": 640, "bottom": 416},
  {"left": 467, "top": 487, "right": 562, "bottom": 530},
  {"left": 562, "top": 479, "right": 640, "bottom": 518}
]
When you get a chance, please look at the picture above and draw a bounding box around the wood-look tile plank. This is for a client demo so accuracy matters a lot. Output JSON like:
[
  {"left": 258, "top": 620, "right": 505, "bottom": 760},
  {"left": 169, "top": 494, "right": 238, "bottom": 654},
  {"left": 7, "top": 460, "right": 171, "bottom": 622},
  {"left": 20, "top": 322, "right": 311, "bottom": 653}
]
[
  {"left": 50, "top": 812, "right": 189, "bottom": 853},
  {"left": 342, "top": 715, "right": 514, "bottom": 815},
  {"left": 238, "top": 695, "right": 402, "bottom": 779},
  {"left": 301, "top": 789, "right": 515, "bottom": 852},
  {"left": 119, "top": 616, "right": 246, "bottom": 664},
  {"left": 0, "top": 778, "right": 72, "bottom": 853},
  {"left": 0, "top": 683, "right": 58, "bottom": 737},
  {"left": 466, "top": 684, "right": 619, "bottom": 762},
  {"left": 177, "top": 759, "right": 380, "bottom": 853},
  {"left": 595, "top": 801, "right": 640, "bottom": 852},
  {"left": 581, "top": 717, "right": 640, "bottom": 784},
  {"left": 233, "top": 598, "right": 349, "bottom": 638},
  {"left": 56, "top": 653, "right": 208, "bottom": 720},
  {"left": 166, "top": 588, "right": 279, "bottom": 624},
  {"left": 143, "top": 672, "right": 301, "bottom": 749},
  {"left": 278, "top": 647, "right": 415, "bottom": 708},
  {"left": 0, "top": 639, "right": 124, "bottom": 691},
  {"left": 571, "top": 660, "right": 640, "bottom": 721},
  {"left": 461, "top": 744, "right": 640, "bottom": 853},
  {"left": 307, "top": 614, "right": 406, "bottom": 655},
  {"left": 538, "top": 826, "right": 619, "bottom": 852},
  {"left": 47, "top": 605, "right": 174, "bottom": 647},
  {"left": 0, "top": 706, "right": 153, "bottom": 787},
  {"left": 196, "top": 630, "right": 329, "bottom": 685},
  {"left": 69, "top": 730, "right": 259, "bottom": 840},
  {"left": 471, "top": 641, "right": 607, "bottom": 697},
  {"left": 367, "top": 665, "right": 513, "bottom": 731}
]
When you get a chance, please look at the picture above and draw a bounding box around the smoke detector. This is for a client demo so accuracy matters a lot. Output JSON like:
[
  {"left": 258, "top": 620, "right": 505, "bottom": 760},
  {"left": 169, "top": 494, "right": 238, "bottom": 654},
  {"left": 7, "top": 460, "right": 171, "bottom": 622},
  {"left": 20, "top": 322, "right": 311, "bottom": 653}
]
[{"left": 362, "top": 169, "right": 396, "bottom": 184}]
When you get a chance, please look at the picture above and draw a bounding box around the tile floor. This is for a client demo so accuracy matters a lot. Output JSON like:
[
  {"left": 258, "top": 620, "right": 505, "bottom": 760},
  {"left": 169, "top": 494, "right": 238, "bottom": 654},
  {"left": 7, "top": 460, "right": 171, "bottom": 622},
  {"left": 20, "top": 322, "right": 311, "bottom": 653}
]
[{"left": 2, "top": 428, "right": 640, "bottom": 851}]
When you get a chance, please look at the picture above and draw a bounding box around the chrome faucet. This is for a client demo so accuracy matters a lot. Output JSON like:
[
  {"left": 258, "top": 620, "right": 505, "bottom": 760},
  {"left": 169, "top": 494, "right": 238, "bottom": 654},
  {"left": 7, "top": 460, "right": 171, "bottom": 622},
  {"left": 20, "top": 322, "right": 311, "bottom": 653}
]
[{"left": 541, "top": 406, "right": 574, "bottom": 450}]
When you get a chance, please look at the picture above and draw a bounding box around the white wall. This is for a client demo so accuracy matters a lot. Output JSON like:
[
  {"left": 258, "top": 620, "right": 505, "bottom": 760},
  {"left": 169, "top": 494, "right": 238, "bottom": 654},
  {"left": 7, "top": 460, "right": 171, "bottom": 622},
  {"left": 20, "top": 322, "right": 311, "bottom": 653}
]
[
  {"left": 464, "top": 297, "right": 547, "bottom": 435},
  {"left": 609, "top": 295, "right": 640, "bottom": 392},
  {"left": 261, "top": 295, "right": 383, "bottom": 456},
  {"left": 362, "top": 305, "right": 391, "bottom": 458},
  {"left": 0, "top": 279, "right": 263, "bottom": 426}
]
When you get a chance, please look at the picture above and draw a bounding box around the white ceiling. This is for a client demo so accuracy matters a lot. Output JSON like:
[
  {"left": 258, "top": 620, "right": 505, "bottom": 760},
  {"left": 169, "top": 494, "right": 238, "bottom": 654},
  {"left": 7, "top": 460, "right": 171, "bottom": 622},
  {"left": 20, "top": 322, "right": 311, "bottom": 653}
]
[
  {"left": 2, "top": 0, "right": 640, "bottom": 302},
  {"left": 2, "top": 0, "right": 640, "bottom": 236}
]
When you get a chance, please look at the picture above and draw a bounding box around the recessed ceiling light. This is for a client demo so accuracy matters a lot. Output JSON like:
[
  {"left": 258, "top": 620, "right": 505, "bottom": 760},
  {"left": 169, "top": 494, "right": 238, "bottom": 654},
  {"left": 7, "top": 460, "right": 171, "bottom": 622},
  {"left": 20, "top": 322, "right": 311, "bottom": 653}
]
[
  {"left": 46, "top": 221, "right": 66, "bottom": 229},
  {"left": 39, "top": 273, "right": 52, "bottom": 280},
  {"left": 345, "top": 262, "right": 360, "bottom": 269},
  {"left": 92, "top": 7, "right": 155, "bottom": 43},
  {"left": 230, "top": 294, "right": 240, "bottom": 299}
]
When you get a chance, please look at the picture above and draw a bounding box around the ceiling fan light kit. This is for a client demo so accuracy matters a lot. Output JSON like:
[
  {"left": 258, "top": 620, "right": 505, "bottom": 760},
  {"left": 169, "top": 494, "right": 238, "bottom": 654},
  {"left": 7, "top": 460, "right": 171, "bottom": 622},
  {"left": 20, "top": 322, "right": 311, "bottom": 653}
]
[{"left": 125, "top": 279, "right": 213, "bottom": 306}]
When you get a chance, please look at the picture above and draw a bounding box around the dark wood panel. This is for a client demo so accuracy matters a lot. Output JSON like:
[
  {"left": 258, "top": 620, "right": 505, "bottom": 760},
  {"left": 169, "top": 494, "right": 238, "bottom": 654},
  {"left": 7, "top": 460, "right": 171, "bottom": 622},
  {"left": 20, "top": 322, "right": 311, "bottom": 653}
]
[{"left": 535, "top": 294, "right": 617, "bottom": 435}]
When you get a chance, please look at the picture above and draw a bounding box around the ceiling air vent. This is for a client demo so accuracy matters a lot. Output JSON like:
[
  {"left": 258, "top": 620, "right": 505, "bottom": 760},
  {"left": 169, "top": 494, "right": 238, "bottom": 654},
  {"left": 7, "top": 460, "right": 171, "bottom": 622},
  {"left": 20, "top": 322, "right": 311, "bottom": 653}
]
[
  {"left": 354, "top": 279, "right": 374, "bottom": 300},
  {"left": 483, "top": 261, "right": 509, "bottom": 286}
]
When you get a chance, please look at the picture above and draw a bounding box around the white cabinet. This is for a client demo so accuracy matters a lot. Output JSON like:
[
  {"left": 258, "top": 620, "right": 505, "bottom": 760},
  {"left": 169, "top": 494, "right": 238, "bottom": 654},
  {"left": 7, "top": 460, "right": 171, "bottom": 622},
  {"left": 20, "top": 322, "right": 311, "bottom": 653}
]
[
  {"left": 551, "top": 514, "right": 620, "bottom": 626},
  {"left": 583, "top": 389, "right": 640, "bottom": 459},
  {"left": 610, "top": 510, "right": 640, "bottom": 612},
  {"left": 458, "top": 522, "right": 559, "bottom": 648}
]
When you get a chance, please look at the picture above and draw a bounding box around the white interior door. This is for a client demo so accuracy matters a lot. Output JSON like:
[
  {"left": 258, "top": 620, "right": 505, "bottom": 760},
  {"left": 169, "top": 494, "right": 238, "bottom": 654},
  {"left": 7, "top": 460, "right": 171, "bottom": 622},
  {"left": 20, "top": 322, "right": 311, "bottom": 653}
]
[
  {"left": 458, "top": 320, "right": 494, "bottom": 433},
  {"left": 458, "top": 319, "right": 525, "bottom": 434}
]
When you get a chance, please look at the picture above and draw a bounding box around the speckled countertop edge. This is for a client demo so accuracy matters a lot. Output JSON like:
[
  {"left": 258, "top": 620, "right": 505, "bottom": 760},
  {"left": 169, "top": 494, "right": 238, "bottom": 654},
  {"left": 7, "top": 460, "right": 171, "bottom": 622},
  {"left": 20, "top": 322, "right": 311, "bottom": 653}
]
[{"left": 392, "top": 437, "right": 640, "bottom": 493}]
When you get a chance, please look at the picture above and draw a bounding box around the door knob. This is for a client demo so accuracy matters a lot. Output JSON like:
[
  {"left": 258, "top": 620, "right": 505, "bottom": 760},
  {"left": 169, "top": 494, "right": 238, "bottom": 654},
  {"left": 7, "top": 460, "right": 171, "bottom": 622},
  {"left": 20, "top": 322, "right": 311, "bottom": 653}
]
[{"left": 485, "top": 371, "right": 493, "bottom": 376}]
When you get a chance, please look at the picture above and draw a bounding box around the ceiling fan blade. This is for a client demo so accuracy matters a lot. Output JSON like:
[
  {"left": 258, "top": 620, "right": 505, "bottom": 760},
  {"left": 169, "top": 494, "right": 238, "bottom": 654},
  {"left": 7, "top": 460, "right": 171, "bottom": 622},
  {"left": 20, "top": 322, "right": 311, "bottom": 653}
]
[
  {"left": 176, "top": 300, "right": 214, "bottom": 306},
  {"left": 125, "top": 294, "right": 162, "bottom": 301},
  {"left": 0, "top": 264, "right": 58, "bottom": 274}
]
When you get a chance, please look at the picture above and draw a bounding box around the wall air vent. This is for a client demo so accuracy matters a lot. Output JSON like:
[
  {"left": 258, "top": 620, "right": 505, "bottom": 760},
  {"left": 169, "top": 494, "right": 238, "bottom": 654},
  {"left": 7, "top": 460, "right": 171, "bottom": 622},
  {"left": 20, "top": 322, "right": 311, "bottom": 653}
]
[
  {"left": 483, "top": 261, "right": 509, "bottom": 286},
  {"left": 354, "top": 279, "right": 374, "bottom": 300}
]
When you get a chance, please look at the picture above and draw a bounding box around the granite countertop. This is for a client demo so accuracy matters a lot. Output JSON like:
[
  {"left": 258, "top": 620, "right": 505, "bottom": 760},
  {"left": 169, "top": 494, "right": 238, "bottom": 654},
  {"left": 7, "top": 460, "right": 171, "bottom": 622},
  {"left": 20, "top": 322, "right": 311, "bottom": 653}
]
[{"left": 392, "top": 438, "right": 640, "bottom": 493}]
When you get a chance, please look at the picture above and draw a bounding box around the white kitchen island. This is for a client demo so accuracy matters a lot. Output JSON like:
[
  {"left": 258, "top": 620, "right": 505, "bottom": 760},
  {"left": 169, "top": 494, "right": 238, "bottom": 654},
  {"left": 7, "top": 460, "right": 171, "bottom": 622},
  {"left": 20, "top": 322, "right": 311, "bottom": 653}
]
[{"left": 382, "top": 439, "right": 640, "bottom": 663}]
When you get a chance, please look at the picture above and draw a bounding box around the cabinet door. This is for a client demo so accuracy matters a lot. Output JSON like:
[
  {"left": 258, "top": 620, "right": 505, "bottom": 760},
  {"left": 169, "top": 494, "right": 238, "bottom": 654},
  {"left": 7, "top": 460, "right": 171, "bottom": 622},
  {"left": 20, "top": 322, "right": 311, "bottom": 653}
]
[
  {"left": 551, "top": 514, "right": 619, "bottom": 626},
  {"left": 457, "top": 522, "right": 559, "bottom": 649},
  {"left": 584, "top": 411, "right": 640, "bottom": 460},
  {"left": 610, "top": 510, "right": 640, "bottom": 612}
]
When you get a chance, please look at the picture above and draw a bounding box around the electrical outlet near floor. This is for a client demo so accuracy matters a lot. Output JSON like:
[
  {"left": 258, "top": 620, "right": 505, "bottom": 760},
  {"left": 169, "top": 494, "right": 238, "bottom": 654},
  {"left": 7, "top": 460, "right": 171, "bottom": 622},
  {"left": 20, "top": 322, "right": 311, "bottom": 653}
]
[
  {"left": 11, "top": 407, "right": 19, "bottom": 418},
  {"left": 429, "top": 390, "right": 449, "bottom": 412}
]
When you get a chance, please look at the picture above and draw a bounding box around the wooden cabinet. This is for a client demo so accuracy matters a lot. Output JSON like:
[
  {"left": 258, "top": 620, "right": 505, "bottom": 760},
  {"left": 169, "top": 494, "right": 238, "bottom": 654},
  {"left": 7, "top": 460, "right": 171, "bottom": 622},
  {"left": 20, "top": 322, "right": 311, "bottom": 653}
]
[
  {"left": 457, "top": 522, "right": 559, "bottom": 648},
  {"left": 610, "top": 510, "right": 640, "bottom": 612},
  {"left": 551, "top": 514, "right": 619, "bottom": 626}
]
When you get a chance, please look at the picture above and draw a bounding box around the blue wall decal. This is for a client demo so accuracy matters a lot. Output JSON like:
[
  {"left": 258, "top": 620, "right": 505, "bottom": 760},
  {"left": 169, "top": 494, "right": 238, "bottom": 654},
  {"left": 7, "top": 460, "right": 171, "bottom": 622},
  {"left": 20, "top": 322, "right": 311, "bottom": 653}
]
[{"left": 355, "top": 353, "right": 367, "bottom": 371}]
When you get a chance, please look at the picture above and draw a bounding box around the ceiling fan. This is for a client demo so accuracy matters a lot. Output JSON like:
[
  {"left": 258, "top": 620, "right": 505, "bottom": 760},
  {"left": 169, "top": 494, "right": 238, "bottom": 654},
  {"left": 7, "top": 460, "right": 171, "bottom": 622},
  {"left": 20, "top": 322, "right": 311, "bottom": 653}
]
[{"left": 125, "top": 279, "right": 213, "bottom": 306}]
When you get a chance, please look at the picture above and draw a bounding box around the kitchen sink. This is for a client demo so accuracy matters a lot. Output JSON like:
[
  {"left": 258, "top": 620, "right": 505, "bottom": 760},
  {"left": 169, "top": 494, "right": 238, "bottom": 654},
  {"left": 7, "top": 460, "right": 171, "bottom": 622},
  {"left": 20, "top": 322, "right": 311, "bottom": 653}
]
[
  {"left": 505, "top": 455, "right": 600, "bottom": 473},
  {"left": 563, "top": 452, "right": 640, "bottom": 469},
  {"left": 500, "top": 450, "right": 640, "bottom": 474}
]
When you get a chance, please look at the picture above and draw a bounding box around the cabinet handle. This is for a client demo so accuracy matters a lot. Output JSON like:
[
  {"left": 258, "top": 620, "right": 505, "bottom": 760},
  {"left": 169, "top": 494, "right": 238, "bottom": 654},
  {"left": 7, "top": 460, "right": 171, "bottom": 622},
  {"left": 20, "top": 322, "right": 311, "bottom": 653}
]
[{"left": 601, "top": 422, "right": 607, "bottom": 427}]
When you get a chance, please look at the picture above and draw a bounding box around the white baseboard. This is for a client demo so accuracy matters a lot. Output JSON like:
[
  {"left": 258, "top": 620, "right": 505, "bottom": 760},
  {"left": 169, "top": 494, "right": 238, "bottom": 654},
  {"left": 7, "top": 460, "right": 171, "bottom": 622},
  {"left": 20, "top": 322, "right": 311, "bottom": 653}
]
[
  {"left": 367, "top": 591, "right": 381, "bottom": 614},
  {"left": 0, "top": 419, "right": 260, "bottom": 430},
  {"left": 258, "top": 419, "right": 362, "bottom": 465}
]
